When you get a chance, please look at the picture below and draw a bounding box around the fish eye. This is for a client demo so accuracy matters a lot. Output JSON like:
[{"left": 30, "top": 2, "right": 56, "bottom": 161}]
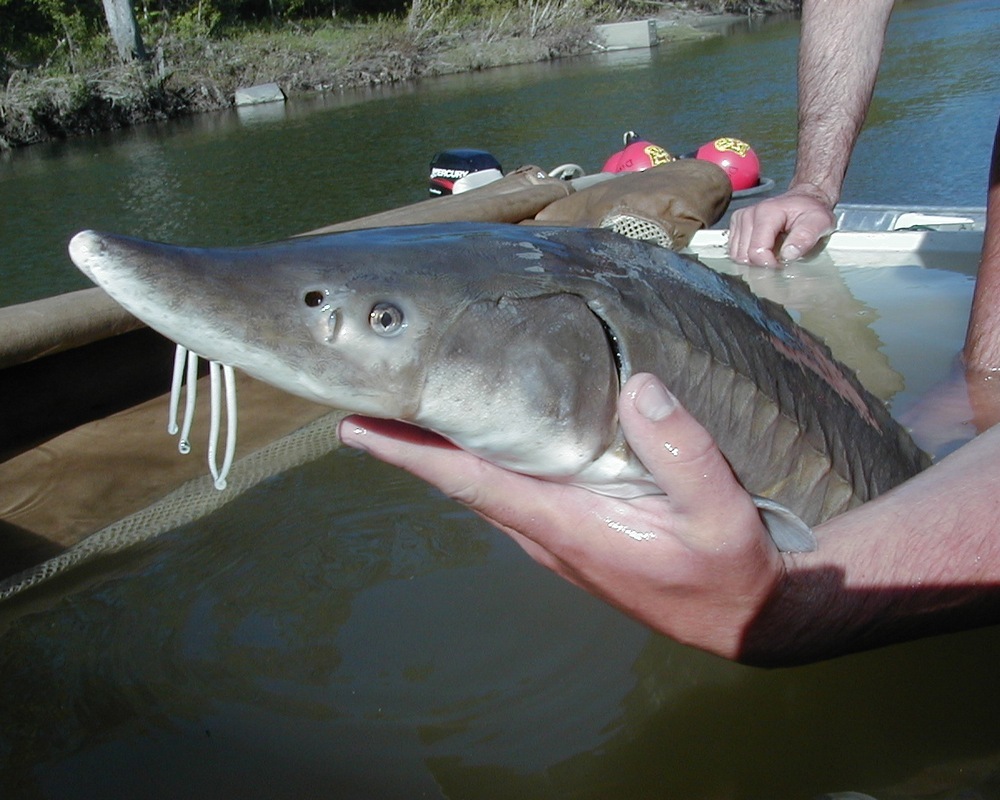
[
  {"left": 369, "top": 302, "right": 405, "bottom": 336},
  {"left": 304, "top": 290, "right": 325, "bottom": 308}
]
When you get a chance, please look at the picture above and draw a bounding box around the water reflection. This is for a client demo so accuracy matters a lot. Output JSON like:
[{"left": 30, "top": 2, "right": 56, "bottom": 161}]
[
  {"left": 235, "top": 100, "right": 290, "bottom": 127},
  {"left": 703, "top": 243, "right": 980, "bottom": 449},
  {"left": 847, "top": 0, "right": 1000, "bottom": 206},
  {"left": 118, "top": 138, "right": 195, "bottom": 242}
]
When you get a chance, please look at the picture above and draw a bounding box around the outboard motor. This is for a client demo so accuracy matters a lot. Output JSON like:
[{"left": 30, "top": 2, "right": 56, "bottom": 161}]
[{"left": 429, "top": 149, "right": 503, "bottom": 196}]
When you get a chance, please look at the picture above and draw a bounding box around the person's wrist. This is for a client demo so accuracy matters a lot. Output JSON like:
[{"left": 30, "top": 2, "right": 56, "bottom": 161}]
[
  {"left": 786, "top": 180, "right": 839, "bottom": 210},
  {"left": 734, "top": 551, "right": 833, "bottom": 666}
]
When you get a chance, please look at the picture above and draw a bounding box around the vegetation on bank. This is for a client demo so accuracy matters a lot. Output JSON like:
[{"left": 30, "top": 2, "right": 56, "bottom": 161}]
[{"left": 0, "top": 0, "right": 800, "bottom": 150}]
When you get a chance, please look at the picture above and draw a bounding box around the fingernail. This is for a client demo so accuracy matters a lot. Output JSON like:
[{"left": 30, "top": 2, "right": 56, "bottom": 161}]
[
  {"left": 338, "top": 420, "right": 368, "bottom": 449},
  {"left": 634, "top": 379, "right": 677, "bottom": 421},
  {"left": 779, "top": 243, "right": 802, "bottom": 262},
  {"left": 753, "top": 247, "right": 782, "bottom": 267}
]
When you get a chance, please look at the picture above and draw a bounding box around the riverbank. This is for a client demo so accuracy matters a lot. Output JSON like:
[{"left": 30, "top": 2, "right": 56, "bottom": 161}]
[{"left": 0, "top": 2, "right": 798, "bottom": 151}]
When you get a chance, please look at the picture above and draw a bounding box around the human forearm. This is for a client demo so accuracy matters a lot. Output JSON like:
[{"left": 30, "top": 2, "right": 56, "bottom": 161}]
[
  {"left": 727, "top": 0, "right": 895, "bottom": 266},
  {"left": 790, "top": 0, "right": 895, "bottom": 205},
  {"left": 963, "top": 116, "right": 1000, "bottom": 371},
  {"left": 740, "top": 423, "right": 1000, "bottom": 666}
]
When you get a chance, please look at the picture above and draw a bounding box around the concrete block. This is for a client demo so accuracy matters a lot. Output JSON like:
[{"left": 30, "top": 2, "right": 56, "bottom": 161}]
[
  {"left": 234, "top": 82, "right": 286, "bottom": 107},
  {"left": 595, "top": 20, "right": 659, "bottom": 51}
]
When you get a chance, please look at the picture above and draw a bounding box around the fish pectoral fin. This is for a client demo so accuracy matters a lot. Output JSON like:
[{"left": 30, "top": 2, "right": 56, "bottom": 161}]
[{"left": 751, "top": 495, "right": 818, "bottom": 553}]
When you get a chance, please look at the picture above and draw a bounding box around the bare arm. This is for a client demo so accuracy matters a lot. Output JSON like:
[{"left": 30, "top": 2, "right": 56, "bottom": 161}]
[
  {"left": 728, "top": 0, "right": 895, "bottom": 266},
  {"left": 340, "top": 373, "right": 1000, "bottom": 666},
  {"left": 964, "top": 116, "right": 1000, "bottom": 371},
  {"left": 790, "top": 0, "right": 892, "bottom": 206},
  {"left": 746, "top": 420, "right": 1000, "bottom": 665}
]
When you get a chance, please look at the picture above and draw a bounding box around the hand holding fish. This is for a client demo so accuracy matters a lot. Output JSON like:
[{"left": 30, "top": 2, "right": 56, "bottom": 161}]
[
  {"left": 342, "top": 373, "right": 1000, "bottom": 667},
  {"left": 340, "top": 372, "right": 786, "bottom": 662},
  {"left": 727, "top": 187, "right": 837, "bottom": 267}
]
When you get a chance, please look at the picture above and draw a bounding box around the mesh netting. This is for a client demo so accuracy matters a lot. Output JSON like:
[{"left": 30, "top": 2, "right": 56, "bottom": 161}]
[
  {"left": 600, "top": 214, "right": 676, "bottom": 249},
  {"left": 0, "top": 410, "right": 346, "bottom": 601}
]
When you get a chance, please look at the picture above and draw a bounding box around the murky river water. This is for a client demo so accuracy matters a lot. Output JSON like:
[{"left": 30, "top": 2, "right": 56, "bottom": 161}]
[{"left": 2, "top": 1, "right": 1000, "bottom": 797}]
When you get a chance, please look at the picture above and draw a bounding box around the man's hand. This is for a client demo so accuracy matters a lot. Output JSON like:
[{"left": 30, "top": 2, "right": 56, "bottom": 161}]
[
  {"left": 338, "top": 373, "right": 785, "bottom": 660},
  {"left": 728, "top": 187, "right": 837, "bottom": 267}
]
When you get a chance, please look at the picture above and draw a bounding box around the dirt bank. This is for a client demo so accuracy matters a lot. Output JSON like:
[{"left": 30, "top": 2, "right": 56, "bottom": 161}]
[{"left": 0, "top": 2, "right": 798, "bottom": 151}]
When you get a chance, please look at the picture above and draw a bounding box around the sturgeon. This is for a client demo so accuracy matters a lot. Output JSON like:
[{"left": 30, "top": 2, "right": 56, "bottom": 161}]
[{"left": 68, "top": 222, "right": 929, "bottom": 551}]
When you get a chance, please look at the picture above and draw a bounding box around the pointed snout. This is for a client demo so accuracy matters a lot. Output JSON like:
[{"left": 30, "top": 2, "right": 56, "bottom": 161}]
[{"left": 68, "top": 229, "right": 107, "bottom": 283}]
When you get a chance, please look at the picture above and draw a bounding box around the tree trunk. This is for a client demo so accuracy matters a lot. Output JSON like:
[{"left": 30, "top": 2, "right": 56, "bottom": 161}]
[
  {"left": 407, "top": 0, "right": 422, "bottom": 32},
  {"left": 101, "top": 0, "right": 147, "bottom": 62}
]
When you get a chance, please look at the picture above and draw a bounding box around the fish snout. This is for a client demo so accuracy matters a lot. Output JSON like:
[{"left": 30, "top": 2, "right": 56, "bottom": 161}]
[
  {"left": 68, "top": 230, "right": 109, "bottom": 282},
  {"left": 69, "top": 229, "right": 164, "bottom": 290}
]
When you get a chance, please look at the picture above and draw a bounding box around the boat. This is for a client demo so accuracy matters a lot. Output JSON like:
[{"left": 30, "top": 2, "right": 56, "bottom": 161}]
[{"left": 0, "top": 162, "right": 986, "bottom": 596}]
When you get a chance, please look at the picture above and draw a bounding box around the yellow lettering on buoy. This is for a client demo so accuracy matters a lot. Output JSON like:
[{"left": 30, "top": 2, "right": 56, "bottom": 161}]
[
  {"left": 713, "top": 137, "right": 751, "bottom": 157},
  {"left": 644, "top": 145, "right": 675, "bottom": 166}
]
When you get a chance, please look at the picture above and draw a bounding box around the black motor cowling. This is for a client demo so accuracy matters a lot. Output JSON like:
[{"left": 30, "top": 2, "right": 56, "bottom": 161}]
[{"left": 428, "top": 149, "right": 502, "bottom": 196}]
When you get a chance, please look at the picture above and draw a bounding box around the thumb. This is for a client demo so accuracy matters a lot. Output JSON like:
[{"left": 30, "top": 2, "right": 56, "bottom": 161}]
[
  {"left": 619, "top": 373, "right": 760, "bottom": 530},
  {"left": 777, "top": 211, "right": 836, "bottom": 262}
]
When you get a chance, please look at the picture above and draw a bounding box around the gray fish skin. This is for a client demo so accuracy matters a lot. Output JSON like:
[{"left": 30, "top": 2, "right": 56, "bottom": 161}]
[{"left": 68, "top": 222, "right": 929, "bottom": 529}]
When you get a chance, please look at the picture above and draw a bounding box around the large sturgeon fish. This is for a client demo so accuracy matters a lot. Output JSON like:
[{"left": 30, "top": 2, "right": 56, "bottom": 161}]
[{"left": 69, "top": 222, "right": 929, "bottom": 551}]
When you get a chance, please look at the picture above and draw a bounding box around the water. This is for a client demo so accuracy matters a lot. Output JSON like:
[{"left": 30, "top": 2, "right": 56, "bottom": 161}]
[
  {"left": 2, "top": 1, "right": 1000, "bottom": 797},
  {"left": 702, "top": 247, "right": 981, "bottom": 435},
  {"left": 1, "top": 0, "right": 997, "bottom": 307}
]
